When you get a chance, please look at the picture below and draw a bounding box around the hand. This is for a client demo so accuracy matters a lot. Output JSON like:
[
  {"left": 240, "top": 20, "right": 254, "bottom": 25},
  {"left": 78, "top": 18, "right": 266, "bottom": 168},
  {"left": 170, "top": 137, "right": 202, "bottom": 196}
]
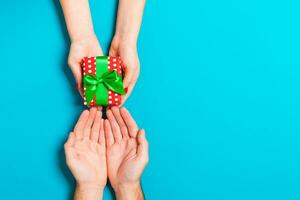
[
  {"left": 109, "top": 0, "right": 145, "bottom": 104},
  {"left": 64, "top": 108, "right": 107, "bottom": 190},
  {"left": 68, "top": 34, "right": 103, "bottom": 96},
  {"left": 105, "top": 107, "right": 148, "bottom": 199},
  {"left": 109, "top": 36, "right": 140, "bottom": 104}
]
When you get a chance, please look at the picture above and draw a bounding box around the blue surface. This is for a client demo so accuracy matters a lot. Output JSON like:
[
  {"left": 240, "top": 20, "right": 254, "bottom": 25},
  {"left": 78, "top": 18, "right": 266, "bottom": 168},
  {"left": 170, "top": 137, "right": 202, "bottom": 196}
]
[{"left": 0, "top": 0, "right": 300, "bottom": 199}]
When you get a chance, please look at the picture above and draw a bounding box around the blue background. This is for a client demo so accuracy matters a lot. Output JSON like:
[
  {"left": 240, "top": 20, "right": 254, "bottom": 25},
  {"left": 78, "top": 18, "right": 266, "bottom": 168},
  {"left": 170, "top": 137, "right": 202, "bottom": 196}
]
[{"left": 0, "top": 0, "right": 300, "bottom": 199}]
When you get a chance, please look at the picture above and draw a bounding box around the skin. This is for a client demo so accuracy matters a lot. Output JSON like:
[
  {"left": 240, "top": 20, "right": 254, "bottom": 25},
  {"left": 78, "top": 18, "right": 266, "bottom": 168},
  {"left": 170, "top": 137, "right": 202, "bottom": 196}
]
[
  {"left": 60, "top": 0, "right": 146, "bottom": 102},
  {"left": 109, "top": 0, "right": 146, "bottom": 103},
  {"left": 65, "top": 108, "right": 106, "bottom": 200},
  {"left": 60, "top": 0, "right": 103, "bottom": 96},
  {"left": 105, "top": 107, "right": 148, "bottom": 200},
  {"left": 65, "top": 107, "right": 148, "bottom": 200}
]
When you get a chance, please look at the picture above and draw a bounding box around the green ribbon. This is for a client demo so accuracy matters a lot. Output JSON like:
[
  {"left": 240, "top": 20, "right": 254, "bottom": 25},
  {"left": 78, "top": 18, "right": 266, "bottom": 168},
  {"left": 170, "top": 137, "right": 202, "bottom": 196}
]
[{"left": 83, "top": 56, "right": 125, "bottom": 106}]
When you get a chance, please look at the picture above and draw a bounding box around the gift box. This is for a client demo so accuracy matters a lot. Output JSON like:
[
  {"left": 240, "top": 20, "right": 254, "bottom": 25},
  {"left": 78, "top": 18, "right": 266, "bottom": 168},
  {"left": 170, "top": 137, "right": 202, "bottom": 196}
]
[{"left": 82, "top": 56, "right": 126, "bottom": 107}]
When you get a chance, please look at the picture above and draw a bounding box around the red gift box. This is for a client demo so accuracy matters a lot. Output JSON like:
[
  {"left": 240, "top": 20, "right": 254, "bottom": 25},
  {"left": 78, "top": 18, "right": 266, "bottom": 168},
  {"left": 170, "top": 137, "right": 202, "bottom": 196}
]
[{"left": 81, "top": 56, "right": 125, "bottom": 107}]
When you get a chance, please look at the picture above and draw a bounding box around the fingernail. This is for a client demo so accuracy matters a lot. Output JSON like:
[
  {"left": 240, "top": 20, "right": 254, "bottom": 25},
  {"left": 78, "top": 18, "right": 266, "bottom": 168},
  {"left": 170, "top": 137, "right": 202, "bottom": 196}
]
[{"left": 125, "top": 87, "right": 128, "bottom": 93}]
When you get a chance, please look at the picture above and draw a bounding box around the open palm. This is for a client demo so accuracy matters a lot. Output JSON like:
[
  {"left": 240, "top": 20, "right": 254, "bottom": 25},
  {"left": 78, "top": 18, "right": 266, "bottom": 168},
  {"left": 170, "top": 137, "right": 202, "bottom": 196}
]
[
  {"left": 104, "top": 107, "right": 148, "bottom": 189},
  {"left": 65, "top": 108, "right": 107, "bottom": 188}
]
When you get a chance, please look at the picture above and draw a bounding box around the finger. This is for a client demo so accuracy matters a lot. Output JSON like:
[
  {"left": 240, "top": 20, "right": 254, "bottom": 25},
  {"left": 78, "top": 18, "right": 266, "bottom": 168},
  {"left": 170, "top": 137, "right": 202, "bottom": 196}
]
[
  {"left": 64, "top": 132, "right": 76, "bottom": 161},
  {"left": 90, "top": 111, "right": 102, "bottom": 142},
  {"left": 106, "top": 109, "right": 122, "bottom": 143},
  {"left": 121, "top": 82, "right": 135, "bottom": 105},
  {"left": 136, "top": 129, "right": 149, "bottom": 163},
  {"left": 98, "top": 119, "right": 105, "bottom": 145},
  {"left": 109, "top": 46, "right": 118, "bottom": 56},
  {"left": 111, "top": 107, "right": 129, "bottom": 139},
  {"left": 123, "top": 67, "right": 135, "bottom": 88},
  {"left": 120, "top": 107, "right": 138, "bottom": 138},
  {"left": 65, "top": 132, "right": 75, "bottom": 148},
  {"left": 74, "top": 110, "right": 90, "bottom": 140},
  {"left": 96, "top": 106, "right": 103, "bottom": 112},
  {"left": 104, "top": 119, "right": 114, "bottom": 147},
  {"left": 83, "top": 107, "right": 97, "bottom": 139},
  {"left": 77, "top": 84, "right": 84, "bottom": 98},
  {"left": 109, "top": 37, "right": 119, "bottom": 56},
  {"left": 121, "top": 67, "right": 139, "bottom": 105}
]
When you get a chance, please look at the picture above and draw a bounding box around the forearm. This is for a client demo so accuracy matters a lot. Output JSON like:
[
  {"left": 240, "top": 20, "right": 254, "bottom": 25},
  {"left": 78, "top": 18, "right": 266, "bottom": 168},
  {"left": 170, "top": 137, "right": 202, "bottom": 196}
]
[
  {"left": 60, "top": 0, "right": 95, "bottom": 41},
  {"left": 115, "top": 0, "right": 146, "bottom": 44},
  {"left": 74, "top": 184, "right": 103, "bottom": 200},
  {"left": 114, "top": 183, "right": 144, "bottom": 200}
]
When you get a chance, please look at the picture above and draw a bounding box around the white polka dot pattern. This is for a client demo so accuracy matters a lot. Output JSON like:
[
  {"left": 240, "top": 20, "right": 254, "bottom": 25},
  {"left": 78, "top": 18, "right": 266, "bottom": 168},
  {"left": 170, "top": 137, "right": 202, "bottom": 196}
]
[
  {"left": 81, "top": 56, "right": 125, "bottom": 107},
  {"left": 107, "top": 56, "right": 124, "bottom": 106}
]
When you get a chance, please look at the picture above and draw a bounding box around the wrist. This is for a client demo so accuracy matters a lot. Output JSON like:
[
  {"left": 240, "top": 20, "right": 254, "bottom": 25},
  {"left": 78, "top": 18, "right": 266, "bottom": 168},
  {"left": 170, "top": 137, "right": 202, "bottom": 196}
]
[
  {"left": 75, "top": 183, "right": 104, "bottom": 200},
  {"left": 114, "top": 32, "right": 138, "bottom": 48},
  {"left": 71, "top": 31, "right": 97, "bottom": 43},
  {"left": 114, "top": 182, "right": 144, "bottom": 200},
  {"left": 77, "top": 182, "right": 105, "bottom": 192}
]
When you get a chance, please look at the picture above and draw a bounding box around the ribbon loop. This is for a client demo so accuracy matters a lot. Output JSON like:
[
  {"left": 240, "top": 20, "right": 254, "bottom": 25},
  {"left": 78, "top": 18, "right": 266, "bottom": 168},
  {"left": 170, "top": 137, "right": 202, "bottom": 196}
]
[{"left": 83, "top": 70, "right": 125, "bottom": 106}]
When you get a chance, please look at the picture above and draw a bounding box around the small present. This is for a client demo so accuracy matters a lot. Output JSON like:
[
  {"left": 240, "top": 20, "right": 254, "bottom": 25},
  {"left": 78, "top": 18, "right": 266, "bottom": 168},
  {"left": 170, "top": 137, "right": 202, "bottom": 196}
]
[{"left": 82, "top": 56, "right": 126, "bottom": 107}]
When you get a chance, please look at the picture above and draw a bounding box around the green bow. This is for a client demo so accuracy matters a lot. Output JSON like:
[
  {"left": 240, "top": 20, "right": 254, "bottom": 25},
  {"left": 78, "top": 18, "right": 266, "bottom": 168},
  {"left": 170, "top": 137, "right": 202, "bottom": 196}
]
[{"left": 83, "top": 56, "right": 125, "bottom": 106}]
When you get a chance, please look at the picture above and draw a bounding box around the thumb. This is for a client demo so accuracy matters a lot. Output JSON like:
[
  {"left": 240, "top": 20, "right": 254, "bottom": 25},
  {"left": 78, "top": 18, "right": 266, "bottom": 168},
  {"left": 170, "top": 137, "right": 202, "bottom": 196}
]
[
  {"left": 65, "top": 132, "right": 75, "bottom": 148},
  {"left": 109, "top": 46, "right": 118, "bottom": 56},
  {"left": 109, "top": 36, "right": 119, "bottom": 56},
  {"left": 123, "top": 67, "right": 134, "bottom": 88},
  {"left": 136, "top": 129, "right": 149, "bottom": 163},
  {"left": 64, "top": 132, "right": 76, "bottom": 161}
]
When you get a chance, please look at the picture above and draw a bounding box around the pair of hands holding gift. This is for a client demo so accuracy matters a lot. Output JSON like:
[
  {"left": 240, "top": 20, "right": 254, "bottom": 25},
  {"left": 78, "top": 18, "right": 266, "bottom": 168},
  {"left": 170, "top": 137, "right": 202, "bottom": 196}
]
[
  {"left": 68, "top": 34, "right": 139, "bottom": 103},
  {"left": 65, "top": 107, "right": 148, "bottom": 200},
  {"left": 60, "top": 1, "right": 147, "bottom": 198},
  {"left": 61, "top": 0, "right": 146, "bottom": 104}
]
